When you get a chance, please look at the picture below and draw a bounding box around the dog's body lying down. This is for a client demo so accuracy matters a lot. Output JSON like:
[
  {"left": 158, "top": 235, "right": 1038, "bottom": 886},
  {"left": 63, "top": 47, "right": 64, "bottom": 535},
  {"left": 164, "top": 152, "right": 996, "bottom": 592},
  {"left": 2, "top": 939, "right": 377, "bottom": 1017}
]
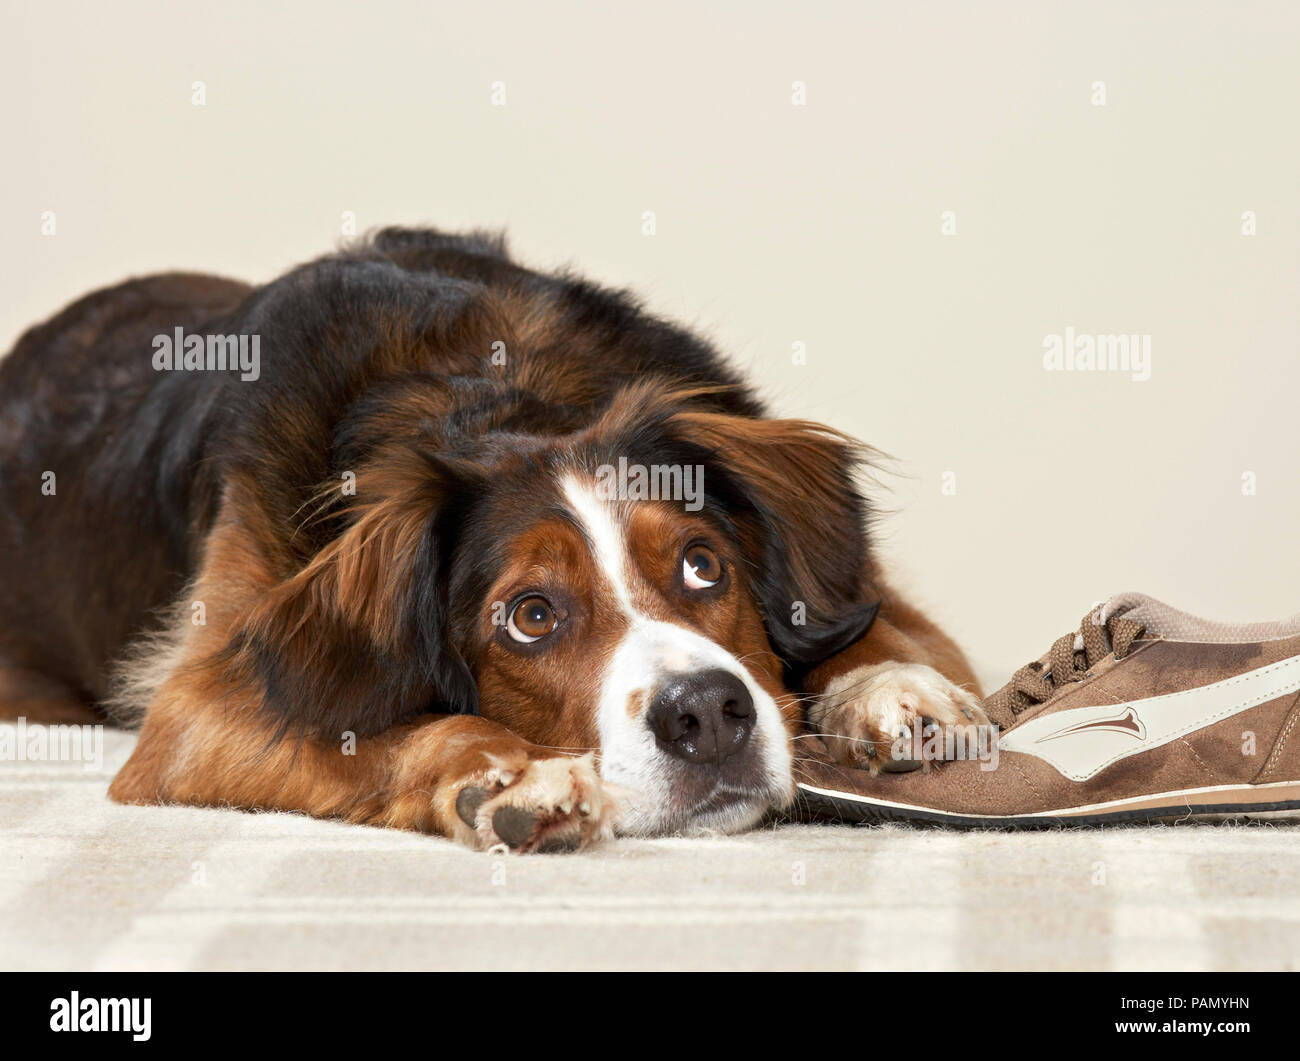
[{"left": 0, "top": 228, "right": 983, "bottom": 850}]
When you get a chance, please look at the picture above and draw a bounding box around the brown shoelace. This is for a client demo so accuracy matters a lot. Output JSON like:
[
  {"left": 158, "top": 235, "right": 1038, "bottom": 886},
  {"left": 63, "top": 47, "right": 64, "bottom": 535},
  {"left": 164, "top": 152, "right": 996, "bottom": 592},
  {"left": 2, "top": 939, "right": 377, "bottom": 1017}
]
[{"left": 984, "top": 609, "right": 1146, "bottom": 728}]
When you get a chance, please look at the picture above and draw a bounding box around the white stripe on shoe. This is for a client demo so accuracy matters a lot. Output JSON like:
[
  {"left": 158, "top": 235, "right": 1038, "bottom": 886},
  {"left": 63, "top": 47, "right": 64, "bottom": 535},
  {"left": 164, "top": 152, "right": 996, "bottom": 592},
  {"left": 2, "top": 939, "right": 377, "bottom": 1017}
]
[{"left": 998, "top": 654, "right": 1300, "bottom": 781}]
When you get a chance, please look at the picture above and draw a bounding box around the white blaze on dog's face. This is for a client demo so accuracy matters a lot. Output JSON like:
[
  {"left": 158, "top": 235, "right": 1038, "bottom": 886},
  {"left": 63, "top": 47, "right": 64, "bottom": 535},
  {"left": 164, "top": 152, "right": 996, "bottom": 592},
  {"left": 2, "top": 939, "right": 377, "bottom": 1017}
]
[
  {"left": 561, "top": 477, "right": 795, "bottom": 834},
  {"left": 465, "top": 471, "right": 799, "bottom": 836}
]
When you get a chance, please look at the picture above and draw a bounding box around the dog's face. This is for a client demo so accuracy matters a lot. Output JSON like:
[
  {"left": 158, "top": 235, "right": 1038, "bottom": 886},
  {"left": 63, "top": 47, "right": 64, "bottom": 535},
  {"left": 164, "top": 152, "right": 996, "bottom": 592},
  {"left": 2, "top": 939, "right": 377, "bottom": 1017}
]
[
  {"left": 235, "top": 386, "right": 877, "bottom": 836},
  {"left": 461, "top": 476, "right": 794, "bottom": 834},
  {"left": 438, "top": 393, "right": 879, "bottom": 834}
]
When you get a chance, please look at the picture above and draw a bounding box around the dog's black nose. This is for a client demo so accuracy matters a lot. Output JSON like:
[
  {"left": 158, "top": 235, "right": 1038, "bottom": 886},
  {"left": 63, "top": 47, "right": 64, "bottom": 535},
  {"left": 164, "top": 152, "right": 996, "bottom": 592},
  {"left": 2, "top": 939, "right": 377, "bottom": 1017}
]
[{"left": 648, "top": 669, "right": 755, "bottom": 764}]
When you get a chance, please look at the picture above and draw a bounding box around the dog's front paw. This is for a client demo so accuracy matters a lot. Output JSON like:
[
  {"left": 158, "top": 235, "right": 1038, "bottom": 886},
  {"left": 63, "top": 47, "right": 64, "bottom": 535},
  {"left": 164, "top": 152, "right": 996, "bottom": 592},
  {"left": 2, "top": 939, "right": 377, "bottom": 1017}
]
[
  {"left": 452, "top": 753, "right": 622, "bottom": 853},
  {"left": 810, "top": 663, "right": 987, "bottom": 773}
]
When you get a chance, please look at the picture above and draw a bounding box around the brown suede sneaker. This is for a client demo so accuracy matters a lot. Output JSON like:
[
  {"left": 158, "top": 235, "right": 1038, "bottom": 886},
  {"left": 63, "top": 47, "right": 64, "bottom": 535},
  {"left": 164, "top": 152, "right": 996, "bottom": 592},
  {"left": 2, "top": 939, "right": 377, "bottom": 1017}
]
[{"left": 795, "top": 593, "right": 1300, "bottom": 826}]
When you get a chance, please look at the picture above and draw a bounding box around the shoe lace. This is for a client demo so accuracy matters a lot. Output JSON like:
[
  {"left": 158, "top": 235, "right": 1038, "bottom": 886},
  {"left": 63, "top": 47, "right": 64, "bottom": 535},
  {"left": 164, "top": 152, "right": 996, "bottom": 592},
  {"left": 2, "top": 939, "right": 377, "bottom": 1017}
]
[{"left": 985, "top": 608, "right": 1146, "bottom": 726}]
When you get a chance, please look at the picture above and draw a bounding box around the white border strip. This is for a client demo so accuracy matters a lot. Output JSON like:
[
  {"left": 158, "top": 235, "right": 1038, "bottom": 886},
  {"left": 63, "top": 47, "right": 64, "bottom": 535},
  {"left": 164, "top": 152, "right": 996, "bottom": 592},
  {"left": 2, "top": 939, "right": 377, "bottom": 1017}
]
[{"left": 797, "top": 779, "right": 1300, "bottom": 820}]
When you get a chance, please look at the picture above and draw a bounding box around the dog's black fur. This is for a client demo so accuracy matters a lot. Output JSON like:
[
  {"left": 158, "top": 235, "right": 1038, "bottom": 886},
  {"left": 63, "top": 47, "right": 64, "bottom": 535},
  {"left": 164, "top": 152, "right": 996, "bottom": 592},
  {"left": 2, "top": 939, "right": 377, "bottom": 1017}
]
[{"left": 0, "top": 228, "right": 877, "bottom": 739}]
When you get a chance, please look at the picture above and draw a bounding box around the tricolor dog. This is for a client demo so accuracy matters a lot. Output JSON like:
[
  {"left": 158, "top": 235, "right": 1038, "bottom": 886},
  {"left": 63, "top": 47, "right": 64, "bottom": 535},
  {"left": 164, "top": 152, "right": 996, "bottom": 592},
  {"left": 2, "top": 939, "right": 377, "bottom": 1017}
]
[{"left": 0, "top": 228, "right": 984, "bottom": 852}]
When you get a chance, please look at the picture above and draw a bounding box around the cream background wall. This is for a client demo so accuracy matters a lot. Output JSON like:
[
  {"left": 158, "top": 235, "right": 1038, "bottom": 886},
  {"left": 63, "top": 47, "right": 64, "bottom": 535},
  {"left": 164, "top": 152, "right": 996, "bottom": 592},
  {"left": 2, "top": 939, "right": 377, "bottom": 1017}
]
[{"left": 3, "top": 0, "right": 1297, "bottom": 685}]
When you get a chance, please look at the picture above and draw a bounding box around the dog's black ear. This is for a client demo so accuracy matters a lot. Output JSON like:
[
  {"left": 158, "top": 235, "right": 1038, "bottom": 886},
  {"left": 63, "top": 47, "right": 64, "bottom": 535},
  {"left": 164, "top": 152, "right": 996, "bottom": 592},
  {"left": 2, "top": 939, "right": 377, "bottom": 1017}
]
[
  {"left": 225, "top": 447, "right": 478, "bottom": 741},
  {"left": 665, "top": 408, "right": 880, "bottom": 674}
]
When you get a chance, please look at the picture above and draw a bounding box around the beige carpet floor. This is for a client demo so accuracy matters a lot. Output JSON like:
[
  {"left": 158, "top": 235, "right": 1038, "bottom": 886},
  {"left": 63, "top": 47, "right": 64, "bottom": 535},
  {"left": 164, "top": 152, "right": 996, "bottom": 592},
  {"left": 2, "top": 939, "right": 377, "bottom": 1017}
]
[{"left": 2, "top": 727, "right": 1297, "bottom": 971}]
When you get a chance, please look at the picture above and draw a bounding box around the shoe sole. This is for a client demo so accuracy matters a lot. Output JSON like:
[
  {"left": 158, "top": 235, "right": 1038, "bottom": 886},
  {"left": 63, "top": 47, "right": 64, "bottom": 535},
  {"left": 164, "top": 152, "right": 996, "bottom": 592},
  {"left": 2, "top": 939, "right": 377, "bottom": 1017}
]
[{"left": 795, "top": 779, "right": 1300, "bottom": 829}]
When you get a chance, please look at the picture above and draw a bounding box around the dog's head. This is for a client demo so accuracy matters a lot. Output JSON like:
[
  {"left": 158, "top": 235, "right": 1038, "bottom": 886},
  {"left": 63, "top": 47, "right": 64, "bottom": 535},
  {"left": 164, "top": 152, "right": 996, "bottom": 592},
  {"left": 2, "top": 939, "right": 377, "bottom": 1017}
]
[{"left": 235, "top": 381, "right": 877, "bottom": 835}]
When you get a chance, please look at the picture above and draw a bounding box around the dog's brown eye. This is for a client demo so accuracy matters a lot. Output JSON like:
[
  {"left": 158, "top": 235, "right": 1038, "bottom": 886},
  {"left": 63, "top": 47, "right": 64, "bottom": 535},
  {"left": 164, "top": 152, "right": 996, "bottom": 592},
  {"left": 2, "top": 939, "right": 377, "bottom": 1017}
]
[
  {"left": 682, "top": 544, "right": 723, "bottom": 590},
  {"left": 507, "top": 596, "right": 557, "bottom": 643}
]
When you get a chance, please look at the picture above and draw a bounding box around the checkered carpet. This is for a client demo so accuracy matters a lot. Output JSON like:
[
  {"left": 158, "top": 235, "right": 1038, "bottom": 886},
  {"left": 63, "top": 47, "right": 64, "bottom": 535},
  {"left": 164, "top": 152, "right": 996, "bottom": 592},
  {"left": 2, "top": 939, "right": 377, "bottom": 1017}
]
[{"left": 2, "top": 726, "right": 1296, "bottom": 971}]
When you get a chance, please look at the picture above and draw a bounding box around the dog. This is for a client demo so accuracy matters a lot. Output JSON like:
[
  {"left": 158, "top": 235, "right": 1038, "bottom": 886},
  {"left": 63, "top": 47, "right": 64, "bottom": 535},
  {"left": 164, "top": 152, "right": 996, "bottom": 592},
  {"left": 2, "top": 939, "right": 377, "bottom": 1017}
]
[{"left": 0, "top": 227, "right": 984, "bottom": 851}]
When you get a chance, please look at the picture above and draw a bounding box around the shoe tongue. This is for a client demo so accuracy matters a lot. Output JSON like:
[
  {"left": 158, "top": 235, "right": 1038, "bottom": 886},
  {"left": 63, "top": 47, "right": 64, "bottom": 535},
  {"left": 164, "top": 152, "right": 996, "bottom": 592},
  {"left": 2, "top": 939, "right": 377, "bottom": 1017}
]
[{"left": 1095, "top": 592, "right": 1145, "bottom": 626}]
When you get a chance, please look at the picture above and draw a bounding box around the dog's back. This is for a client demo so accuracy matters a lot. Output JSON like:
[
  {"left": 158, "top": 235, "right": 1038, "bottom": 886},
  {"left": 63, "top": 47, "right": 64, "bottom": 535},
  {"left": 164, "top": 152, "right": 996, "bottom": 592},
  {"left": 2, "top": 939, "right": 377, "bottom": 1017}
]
[
  {"left": 0, "top": 229, "right": 761, "bottom": 719},
  {"left": 0, "top": 273, "right": 250, "bottom": 708}
]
